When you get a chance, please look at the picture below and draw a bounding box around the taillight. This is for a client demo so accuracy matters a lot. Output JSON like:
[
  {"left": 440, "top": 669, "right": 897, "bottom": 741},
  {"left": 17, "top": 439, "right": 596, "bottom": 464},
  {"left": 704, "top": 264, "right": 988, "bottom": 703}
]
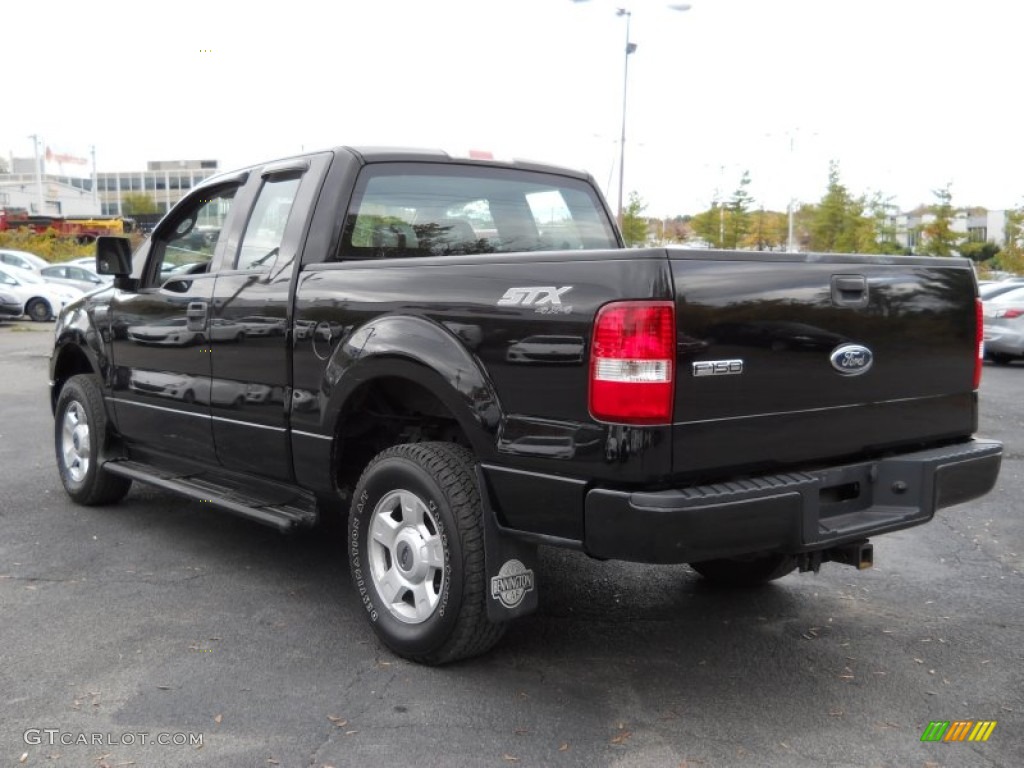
[
  {"left": 589, "top": 300, "right": 675, "bottom": 425},
  {"left": 974, "top": 297, "right": 983, "bottom": 391},
  {"left": 995, "top": 307, "right": 1024, "bottom": 319}
]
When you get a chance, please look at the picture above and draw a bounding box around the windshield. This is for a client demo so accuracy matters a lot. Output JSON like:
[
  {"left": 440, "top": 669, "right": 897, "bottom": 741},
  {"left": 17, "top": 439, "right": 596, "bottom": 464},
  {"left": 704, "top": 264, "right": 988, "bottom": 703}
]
[
  {"left": 0, "top": 266, "right": 44, "bottom": 284},
  {"left": 1, "top": 250, "right": 46, "bottom": 268},
  {"left": 340, "top": 163, "right": 618, "bottom": 260}
]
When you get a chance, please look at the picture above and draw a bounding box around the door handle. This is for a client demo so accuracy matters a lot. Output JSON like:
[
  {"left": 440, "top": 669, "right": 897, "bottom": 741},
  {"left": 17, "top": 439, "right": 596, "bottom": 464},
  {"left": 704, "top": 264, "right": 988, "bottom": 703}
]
[{"left": 186, "top": 301, "right": 208, "bottom": 331}]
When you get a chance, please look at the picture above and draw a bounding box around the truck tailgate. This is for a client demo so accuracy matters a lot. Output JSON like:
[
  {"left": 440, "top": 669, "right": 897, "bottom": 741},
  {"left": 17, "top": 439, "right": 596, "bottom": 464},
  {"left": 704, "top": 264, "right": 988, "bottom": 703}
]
[{"left": 669, "top": 250, "right": 979, "bottom": 478}]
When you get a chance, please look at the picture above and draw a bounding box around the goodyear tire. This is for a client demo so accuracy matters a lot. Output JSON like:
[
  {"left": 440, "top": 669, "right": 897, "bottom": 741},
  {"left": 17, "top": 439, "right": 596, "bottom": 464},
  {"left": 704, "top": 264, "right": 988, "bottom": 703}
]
[
  {"left": 55, "top": 374, "right": 132, "bottom": 505},
  {"left": 689, "top": 554, "right": 796, "bottom": 587},
  {"left": 348, "top": 442, "right": 504, "bottom": 665}
]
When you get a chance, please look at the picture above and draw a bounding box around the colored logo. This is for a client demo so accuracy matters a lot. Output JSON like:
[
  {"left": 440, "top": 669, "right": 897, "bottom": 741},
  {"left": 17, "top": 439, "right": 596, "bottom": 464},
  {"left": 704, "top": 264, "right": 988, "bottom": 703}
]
[
  {"left": 830, "top": 343, "right": 873, "bottom": 376},
  {"left": 920, "top": 720, "right": 997, "bottom": 742}
]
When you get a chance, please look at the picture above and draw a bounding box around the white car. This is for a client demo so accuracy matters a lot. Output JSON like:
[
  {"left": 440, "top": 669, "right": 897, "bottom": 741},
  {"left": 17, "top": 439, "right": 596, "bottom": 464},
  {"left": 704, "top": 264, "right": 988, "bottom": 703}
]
[
  {"left": 126, "top": 317, "right": 201, "bottom": 346},
  {"left": 0, "top": 265, "right": 83, "bottom": 321},
  {"left": 40, "top": 264, "right": 113, "bottom": 293},
  {"left": 0, "top": 248, "right": 49, "bottom": 274},
  {"left": 63, "top": 256, "right": 100, "bottom": 268},
  {"left": 983, "top": 285, "right": 1024, "bottom": 365}
]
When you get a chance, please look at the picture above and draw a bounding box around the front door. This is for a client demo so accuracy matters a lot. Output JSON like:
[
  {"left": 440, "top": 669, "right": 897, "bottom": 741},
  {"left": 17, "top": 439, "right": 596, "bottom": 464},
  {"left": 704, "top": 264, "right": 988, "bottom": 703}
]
[{"left": 107, "top": 180, "right": 250, "bottom": 464}]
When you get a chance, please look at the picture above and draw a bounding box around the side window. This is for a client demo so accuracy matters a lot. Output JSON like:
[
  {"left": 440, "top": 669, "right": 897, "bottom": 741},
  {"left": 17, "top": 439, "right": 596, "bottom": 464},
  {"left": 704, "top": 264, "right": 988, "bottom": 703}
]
[
  {"left": 235, "top": 177, "right": 301, "bottom": 270},
  {"left": 154, "top": 186, "right": 238, "bottom": 285}
]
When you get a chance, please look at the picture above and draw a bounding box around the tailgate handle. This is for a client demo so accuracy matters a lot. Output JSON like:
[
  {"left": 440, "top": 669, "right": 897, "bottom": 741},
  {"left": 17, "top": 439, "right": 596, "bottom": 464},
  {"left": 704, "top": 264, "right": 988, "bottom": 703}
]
[{"left": 832, "top": 275, "right": 868, "bottom": 308}]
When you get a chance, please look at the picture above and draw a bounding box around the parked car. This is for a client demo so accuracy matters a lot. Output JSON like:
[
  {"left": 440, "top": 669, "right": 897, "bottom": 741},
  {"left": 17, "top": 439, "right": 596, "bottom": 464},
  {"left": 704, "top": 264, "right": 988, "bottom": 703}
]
[
  {"left": 0, "top": 290, "right": 23, "bottom": 319},
  {"left": 0, "top": 265, "right": 82, "bottom": 321},
  {"left": 126, "top": 317, "right": 201, "bottom": 346},
  {"left": 979, "top": 281, "right": 1024, "bottom": 301},
  {"left": 983, "top": 285, "right": 1024, "bottom": 364},
  {"left": 62, "top": 256, "right": 102, "bottom": 268},
  {"left": 0, "top": 248, "right": 49, "bottom": 274},
  {"left": 39, "top": 264, "right": 113, "bottom": 293}
]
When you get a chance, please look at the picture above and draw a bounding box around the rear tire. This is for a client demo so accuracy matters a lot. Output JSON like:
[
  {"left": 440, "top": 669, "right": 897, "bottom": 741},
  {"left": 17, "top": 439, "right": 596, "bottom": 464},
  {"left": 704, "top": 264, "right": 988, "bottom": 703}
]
[
  {"left": 690, "top": 554, "right": 796, "bottom": 587},
  {"left": 348, "top": 442, "right": 504, "bottom": 665},
  {"left": 54, "top": 374, "right": 132, "bottom": 505},
  {"left": 989, "top": 353, "right": 1014, "bottom": 366},
  {"left": 27, "top": 298, "right": 52, "bottom": 322}
]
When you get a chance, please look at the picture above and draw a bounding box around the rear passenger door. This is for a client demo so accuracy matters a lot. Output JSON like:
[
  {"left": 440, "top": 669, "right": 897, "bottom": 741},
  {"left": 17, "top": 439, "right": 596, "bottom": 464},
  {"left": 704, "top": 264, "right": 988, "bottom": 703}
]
[{"left": 209, "top": 153, "right": 332, "bottom": 480}]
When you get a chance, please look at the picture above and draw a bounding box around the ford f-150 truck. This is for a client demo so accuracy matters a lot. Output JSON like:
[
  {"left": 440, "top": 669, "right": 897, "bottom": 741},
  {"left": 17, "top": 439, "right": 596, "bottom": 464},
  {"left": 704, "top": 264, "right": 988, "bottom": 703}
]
[{"left": 49, "top": 147, "right": 1002, "bottom": 664}]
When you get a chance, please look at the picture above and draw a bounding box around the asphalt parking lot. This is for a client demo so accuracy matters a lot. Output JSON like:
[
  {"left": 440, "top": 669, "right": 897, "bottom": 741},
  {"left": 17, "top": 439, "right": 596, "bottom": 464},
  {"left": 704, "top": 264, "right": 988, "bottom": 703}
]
[{"left": 1, "top": 319, "right": 1021, "bottom": 768}]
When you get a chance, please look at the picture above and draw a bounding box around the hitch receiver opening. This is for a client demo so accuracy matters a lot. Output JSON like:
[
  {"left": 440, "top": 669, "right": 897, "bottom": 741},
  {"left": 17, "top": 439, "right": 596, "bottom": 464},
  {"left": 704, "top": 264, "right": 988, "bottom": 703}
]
[{"left": 827, "top": 540, "right": 873, "bottom": 570}]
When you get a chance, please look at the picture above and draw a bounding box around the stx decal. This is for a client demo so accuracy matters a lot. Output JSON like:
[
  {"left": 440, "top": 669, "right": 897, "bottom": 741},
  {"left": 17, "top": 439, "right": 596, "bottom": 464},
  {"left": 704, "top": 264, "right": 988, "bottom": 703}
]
[{"left": 497, "top": 286, "right": 572, "bottom": 307}]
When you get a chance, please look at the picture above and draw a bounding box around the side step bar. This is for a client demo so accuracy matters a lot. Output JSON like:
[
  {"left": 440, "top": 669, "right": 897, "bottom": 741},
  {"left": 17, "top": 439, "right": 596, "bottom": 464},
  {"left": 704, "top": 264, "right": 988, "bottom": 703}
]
[{"left": 104, "top": 459, "right": 318, "bottom": 532}]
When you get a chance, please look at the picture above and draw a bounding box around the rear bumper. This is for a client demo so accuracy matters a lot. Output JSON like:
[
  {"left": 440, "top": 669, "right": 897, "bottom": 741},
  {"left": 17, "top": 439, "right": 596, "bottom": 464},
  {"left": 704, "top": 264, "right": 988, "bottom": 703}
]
[{"left": 584, "top": 439, "right": 1003, "bottom": 564}]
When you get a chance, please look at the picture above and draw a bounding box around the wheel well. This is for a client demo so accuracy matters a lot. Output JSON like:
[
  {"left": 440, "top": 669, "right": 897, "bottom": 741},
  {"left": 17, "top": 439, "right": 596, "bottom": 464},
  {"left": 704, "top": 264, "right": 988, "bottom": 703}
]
[
  {"left": 332, "top": 376, "right": 472, "bottom": 494},
  {"left": 52, "top": 345, "right": 94, "bottom": 410}
]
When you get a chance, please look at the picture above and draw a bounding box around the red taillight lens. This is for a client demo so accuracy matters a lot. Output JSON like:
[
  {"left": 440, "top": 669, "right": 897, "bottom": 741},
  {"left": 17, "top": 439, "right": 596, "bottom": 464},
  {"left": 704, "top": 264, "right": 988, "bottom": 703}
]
[
  {"left": 589, "top": 300, "right": 675, "bottom": 424},
  {"left": 997, "top": 307, "right": 1024, "bottom": 319},
  {"left": 974, "top": 297, "right": 983, "bottom": 390}
]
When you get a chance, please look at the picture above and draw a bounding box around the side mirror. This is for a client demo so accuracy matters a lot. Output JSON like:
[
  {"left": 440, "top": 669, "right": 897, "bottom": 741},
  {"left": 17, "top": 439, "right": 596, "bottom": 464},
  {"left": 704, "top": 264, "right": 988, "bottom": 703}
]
[{"left": 96, "top": 236, "right": 133, "bottom": 277}]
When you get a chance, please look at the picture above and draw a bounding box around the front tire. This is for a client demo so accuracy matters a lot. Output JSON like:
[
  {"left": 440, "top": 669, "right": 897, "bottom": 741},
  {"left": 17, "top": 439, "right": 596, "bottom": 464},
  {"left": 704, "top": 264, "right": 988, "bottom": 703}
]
[
  {"left": 26, "top": 298, "right": 52, "bottom": 322},
  {"left": 348, "top": 442, "right": 504, "bottom": 665},
  {"left": 55, "top": 374, "right": 132, "bottom": 505},
  {"left": 689, "top": 553, "right": 796, "bottom": 587}
]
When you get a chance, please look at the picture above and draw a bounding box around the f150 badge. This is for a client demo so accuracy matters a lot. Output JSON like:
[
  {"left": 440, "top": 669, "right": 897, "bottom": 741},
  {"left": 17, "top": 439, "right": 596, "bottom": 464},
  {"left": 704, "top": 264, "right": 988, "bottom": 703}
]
[
  {"left": 497, "top": 286, "right": 573, "bottom": 314},
  {"left": 693, "top": 359, "right": 744, "bottom": 377},
  {"left": 830, "top": 343, "right": 873, "bottom": 375}
]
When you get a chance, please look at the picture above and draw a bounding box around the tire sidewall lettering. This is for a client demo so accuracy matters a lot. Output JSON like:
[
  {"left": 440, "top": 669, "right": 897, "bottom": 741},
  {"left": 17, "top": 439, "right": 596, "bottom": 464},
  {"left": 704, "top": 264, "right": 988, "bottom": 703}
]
[{"left": 348, "top": 455, "right": 463, "bottom": 654}]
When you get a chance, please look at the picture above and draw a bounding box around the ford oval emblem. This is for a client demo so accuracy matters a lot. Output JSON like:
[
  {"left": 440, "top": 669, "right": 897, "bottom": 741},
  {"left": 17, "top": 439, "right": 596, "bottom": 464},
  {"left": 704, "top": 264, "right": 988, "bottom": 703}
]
[{"left": 830, "top": 344, "right": 873, "bottom": 376}]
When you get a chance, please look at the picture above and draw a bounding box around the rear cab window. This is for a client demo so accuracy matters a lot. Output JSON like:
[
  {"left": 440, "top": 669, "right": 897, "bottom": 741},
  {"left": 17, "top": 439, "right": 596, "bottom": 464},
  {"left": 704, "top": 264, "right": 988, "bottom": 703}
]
[{"left": 338, "top": 163, "right": 618, "bottom": 260}]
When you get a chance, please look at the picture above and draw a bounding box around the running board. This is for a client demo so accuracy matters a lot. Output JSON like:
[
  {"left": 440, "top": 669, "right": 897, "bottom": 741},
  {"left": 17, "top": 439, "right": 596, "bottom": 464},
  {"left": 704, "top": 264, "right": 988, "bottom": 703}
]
[{"left": 104, "top": 459, "right": 319, "bottom": 532}]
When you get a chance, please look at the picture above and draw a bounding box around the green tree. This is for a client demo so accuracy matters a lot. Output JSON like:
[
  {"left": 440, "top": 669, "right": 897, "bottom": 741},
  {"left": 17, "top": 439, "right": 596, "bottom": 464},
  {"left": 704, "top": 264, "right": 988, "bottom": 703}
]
[
  {"left": 621, "top": 191, "right": 648, "bottom": 247},
  {"left": 865, "top": 192, "right": 904, "bottom": 254},
  {"left": 919, "top": 184, "right": 962, "bottom": 257},
  {"left": 995, "top": 204, "right": 1024, "bottom": 274},
  {"left": 725, "top": 170, "right": 754, "bottom": 249},
  {"left": 740, "top": 208, "right": 787, "bottom": 251},
  {"left": 690, "top": 203, "right": 724, "bottom": 248},
  {"left": 809, "top": 161, "right": 864, "bottom": 252},
  {"left": 121, "top": 193, "right": 158, "bottom": 216},
  {"left": 959, "top": 241, "right": 1000, "bottom": 264}
]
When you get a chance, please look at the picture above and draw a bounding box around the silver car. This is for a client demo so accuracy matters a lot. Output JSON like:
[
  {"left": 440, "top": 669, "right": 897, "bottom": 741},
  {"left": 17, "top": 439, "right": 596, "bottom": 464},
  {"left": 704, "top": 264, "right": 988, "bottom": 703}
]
[
  {"left": 40, "top": 264, "right": 112, "bottom": 293},
  {"left": 983, "top": 285, "right": 1024, "bottom": 365}
]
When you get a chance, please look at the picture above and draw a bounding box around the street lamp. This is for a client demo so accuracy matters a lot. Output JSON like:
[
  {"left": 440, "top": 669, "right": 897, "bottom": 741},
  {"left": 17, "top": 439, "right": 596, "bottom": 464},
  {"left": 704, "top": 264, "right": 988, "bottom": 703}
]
[{"left": 574, "top": 1, "right": 692, "bottom": 223}]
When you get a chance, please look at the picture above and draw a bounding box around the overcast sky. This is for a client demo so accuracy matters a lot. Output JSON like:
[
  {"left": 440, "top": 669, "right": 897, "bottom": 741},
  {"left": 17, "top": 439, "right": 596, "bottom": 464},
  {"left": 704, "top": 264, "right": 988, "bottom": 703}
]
[{"left": 4, "top": 0, "right": 1020, "bottom": 216}]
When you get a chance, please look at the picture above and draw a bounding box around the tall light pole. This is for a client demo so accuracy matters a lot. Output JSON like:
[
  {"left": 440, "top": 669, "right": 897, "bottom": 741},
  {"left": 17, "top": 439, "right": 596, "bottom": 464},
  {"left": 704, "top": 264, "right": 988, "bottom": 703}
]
[
  {"left": 28, "top": 134, "right": 44, "bottom": 213},
  {"left": 574, "top": 1, "right": 691, "bottom": 223},
  {"left": 615, "top": 7, "right": 634, "bottom": 224}
]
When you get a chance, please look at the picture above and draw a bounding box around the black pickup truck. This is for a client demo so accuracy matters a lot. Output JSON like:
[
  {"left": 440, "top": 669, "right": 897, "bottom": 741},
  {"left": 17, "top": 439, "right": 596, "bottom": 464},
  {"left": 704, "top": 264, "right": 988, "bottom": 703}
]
[{"left": 50, "top": 147, "right": 1002, "bottom": 664}]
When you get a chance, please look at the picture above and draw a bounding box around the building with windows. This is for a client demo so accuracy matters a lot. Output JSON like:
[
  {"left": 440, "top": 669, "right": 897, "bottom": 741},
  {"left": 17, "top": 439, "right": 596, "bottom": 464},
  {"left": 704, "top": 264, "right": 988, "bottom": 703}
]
[
  {"left": 888, "top": 208, "right": 1009, "bottom": 252},
  {"left": 1, "top": 156, "right": 98, "bottom": 215},
  {"left": 97, "top": 159, "right": 220, "bottom": 216},
  {"left": 1, "top": 157, "right": 220, "bottom": 218}
]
